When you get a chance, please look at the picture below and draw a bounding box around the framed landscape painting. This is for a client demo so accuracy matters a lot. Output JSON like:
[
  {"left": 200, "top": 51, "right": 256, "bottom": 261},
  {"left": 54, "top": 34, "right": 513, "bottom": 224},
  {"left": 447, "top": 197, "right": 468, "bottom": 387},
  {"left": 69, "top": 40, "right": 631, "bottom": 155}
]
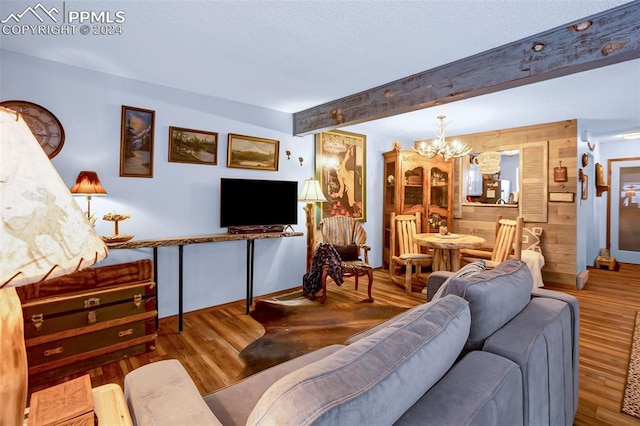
[
  {"left": 315, "top": 130, "right": 366, "bottom": 221},
  {"left": 120, "top": 105, "right": 155, "bottom": 178},
  {"left": 227, "top": 133, "right": 279, "bottom": 171},
  {"left": 168, "top": 126, "right": 218, "bottom": 165}
]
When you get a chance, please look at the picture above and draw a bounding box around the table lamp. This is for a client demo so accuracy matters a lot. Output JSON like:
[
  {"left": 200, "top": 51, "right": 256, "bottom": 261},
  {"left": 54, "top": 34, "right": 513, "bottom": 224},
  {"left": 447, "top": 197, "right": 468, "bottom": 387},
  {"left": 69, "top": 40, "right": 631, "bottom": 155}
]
[
  {"left": 0, "top": 106, "right": 108, "bottom": 425},
  {"left": 298, "top": 178, "right": 327, "bottom": 271},
  {"left": 70, "top": 170, "right": 107, "bottom": 220}
]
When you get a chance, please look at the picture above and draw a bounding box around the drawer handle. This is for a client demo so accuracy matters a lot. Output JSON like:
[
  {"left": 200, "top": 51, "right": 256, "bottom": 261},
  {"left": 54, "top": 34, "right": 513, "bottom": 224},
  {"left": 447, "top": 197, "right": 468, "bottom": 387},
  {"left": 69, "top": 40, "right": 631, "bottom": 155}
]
[
  {"left": 44, "top": 347, "right": 63, "bottom": 357},
  {"left": 118, "top": 328, "right": 134, "bottom": 338},
  {"left": 133, "top": 294, "right": 142, "bottom": 309},
  {"left": 87, "top": 310, "right": 97, "bottom": 325},
  {"left": 84, "top": 297, "right": 100, "bottom": 308},
  {"left": 31, "top": 313, "right": 44, "bottom": 331}
]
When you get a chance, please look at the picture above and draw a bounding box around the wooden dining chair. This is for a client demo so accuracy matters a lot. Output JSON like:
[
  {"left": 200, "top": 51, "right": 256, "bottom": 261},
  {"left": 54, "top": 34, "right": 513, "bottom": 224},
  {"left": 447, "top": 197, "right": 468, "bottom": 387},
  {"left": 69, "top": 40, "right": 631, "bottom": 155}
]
[
  {"left": 460, "top": 215, "right": 524, "bottom": 268},
  {"left": 389, "top": 212, "right": 433, "bottom": 293}
]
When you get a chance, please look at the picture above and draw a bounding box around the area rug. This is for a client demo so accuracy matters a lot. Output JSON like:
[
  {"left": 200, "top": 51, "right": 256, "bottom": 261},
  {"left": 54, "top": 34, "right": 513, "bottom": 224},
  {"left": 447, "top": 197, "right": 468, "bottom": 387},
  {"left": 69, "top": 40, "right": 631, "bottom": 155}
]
[
  {"left": 237, "top": 293, "right": 407, "bottom": 378},
  {"left": 622, "top": 311, "right": 640, "bottom": 419}
]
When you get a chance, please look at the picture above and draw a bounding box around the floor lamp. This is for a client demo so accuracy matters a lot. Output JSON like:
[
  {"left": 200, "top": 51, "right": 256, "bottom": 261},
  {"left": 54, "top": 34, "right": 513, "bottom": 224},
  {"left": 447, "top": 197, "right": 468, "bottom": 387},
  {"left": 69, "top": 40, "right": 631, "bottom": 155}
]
[
  {"left": 0, "top": 107, "right": 108, "bottom": 425},
  {"left": 298, "top": 178, "right": 327, "bottom": 271}
]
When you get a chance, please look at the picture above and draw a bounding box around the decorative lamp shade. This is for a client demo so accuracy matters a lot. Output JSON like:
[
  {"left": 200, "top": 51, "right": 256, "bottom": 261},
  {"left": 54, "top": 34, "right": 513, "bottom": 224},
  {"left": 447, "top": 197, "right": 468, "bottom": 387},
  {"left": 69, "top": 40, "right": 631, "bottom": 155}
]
[
  {"left": 298, "top": 178, "right": 327, "bottom": 203},
  {"left": 70, "top": 171, "right": 107, "bottom": 196},
  {"left": 0, "top": 107, "right": 108, "bottom": 289}
]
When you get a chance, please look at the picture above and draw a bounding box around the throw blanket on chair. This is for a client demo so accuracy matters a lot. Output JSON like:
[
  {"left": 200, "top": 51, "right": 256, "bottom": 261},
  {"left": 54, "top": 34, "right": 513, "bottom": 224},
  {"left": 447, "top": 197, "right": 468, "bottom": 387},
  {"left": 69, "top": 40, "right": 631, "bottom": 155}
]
[{"left": 303, "top": 242, "right": 343, "bottom": 298}]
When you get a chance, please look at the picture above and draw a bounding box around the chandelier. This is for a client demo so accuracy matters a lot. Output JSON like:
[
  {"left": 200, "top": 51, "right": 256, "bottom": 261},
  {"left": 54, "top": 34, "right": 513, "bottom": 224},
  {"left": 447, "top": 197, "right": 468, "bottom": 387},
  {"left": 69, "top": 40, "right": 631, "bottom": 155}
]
[{"left": 413, "top": 115, "right": 472, "bottom": 161}]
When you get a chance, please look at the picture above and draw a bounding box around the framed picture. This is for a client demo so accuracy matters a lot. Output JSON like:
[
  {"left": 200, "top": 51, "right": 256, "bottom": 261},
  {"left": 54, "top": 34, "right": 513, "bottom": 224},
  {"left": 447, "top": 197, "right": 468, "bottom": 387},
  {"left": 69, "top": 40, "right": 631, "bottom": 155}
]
[
  {"left": 227, "top": 133, "right": 279, "bottom": 171},
  {"left": 168, "top": 126, "right": 218, "bottom": 165},
  {"left": 315, "top": 130, "right": 366, "bottom": 221},
  {"left": 548, "top": 192, "right": 575, "bottom": 202},
  {"left": 120, "top": 105, "right": 155, "bottom": 178}
]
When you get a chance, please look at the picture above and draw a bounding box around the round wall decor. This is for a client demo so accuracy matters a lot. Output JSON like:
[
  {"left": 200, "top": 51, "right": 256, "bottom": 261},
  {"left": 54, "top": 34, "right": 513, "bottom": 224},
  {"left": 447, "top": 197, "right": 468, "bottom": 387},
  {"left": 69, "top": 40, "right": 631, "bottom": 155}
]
[{"left": 1, "top": 100, "right": 65, "bottom": 159}]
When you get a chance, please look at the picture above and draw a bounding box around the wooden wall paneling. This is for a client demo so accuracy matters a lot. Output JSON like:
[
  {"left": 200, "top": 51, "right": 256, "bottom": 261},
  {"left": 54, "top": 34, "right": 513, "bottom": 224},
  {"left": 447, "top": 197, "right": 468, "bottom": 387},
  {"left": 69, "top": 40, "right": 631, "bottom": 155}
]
[{"left": 453, "top": 120, "right": 578, "bottom": 286}]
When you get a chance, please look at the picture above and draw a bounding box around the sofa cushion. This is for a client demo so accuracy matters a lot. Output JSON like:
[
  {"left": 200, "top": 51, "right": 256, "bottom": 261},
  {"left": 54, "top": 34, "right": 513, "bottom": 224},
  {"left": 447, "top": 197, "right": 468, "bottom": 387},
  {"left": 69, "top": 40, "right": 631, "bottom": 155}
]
[
  {"left": 124, "top": 359, "right": 223, "bottom": 426},
  {"left": 395, "top": 351, "right": 524, "bottom": 426},
  {"left": 332, "top": 243, "right": 360, "bottom": 261},
  {"left": 204, "top": 345, "right": 345, "bottom": 426},
  {"left": 246, "top": 295, "right": 471, "bottom": 426},
  {"left": 443, "top": 258, "right": 533, "bottom": 351},
  {"left": 431, "top": 260, "right": 485, "bottom": 300}
]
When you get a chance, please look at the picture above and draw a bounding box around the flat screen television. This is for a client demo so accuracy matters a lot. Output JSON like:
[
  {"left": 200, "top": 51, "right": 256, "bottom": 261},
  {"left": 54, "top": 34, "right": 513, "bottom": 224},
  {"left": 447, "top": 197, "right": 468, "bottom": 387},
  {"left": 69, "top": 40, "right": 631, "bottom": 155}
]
[{"left": 220, "top": 178, "right": 298, "bottom": 228}]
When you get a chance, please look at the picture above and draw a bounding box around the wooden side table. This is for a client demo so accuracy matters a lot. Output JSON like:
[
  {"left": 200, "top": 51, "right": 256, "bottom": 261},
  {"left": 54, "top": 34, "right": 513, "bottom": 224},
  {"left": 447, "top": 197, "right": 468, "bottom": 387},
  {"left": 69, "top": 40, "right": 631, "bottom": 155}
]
[
  {"left": 93, "top": 383, "right": 133, "bottom": 426},
  {"left": 26, "top": 375, "right": 132, "bottom": 426},
  {"left": 27, "top": 375, "right": 94, "bottom": 425}
]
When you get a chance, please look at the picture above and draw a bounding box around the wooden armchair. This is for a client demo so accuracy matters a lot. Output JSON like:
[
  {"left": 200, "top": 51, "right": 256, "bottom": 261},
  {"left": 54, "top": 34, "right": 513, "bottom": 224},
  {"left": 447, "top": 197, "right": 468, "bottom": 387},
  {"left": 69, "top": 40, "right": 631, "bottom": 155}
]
[
  {"left": 319, "top": 216, "right": 373, "bottom": 303},
  {"left": 389, "top": 212, "right": 433, "bottom": 293},
  {"left": 460, "top": 215, "right": 524, "bottom": 268}
]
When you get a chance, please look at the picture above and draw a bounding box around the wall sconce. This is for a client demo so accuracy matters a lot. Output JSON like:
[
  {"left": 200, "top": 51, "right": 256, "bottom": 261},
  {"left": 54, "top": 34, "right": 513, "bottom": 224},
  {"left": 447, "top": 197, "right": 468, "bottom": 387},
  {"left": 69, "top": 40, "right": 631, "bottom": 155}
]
[
  {"left": 298, "top": 157, "right": 304, "bottom": 166},
  {"left": 285, "top": 150, "right": 291, "bottom": 160}
]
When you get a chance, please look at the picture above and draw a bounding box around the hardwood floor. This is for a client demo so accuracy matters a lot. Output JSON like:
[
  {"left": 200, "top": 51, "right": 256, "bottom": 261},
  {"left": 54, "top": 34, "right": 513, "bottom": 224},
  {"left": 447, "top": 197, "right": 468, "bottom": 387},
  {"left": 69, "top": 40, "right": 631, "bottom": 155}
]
[{"left": 27, "top": 264, "right": 640, "bottom": 425}]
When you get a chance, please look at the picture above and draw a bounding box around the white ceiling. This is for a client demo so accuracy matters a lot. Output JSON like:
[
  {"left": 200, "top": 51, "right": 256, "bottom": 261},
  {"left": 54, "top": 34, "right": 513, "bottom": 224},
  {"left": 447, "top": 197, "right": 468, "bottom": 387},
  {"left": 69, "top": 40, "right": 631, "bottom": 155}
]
[{"left": 1, "top": 0, "right": 638, "bottom": 144}]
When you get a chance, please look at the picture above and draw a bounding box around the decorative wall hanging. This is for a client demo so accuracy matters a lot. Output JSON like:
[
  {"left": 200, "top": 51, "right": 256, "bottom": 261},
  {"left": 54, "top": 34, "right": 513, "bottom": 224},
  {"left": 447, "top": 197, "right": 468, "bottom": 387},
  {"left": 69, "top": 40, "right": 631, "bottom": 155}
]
[
  {"left": 579, "top": 168, "right": 588, "bottom": 200},
  {"left": 554, "top": 161, "right": 568, "bottom": 182},
  {"left": 548, "top": 192, "right": 575, "bottom": 202},
  {"left": 227, "top": 133, "right": 279, "bottom": 171},
  {"left": 595, "top": 162, "right": 609, "bottom": 196},
  {"left": 168, "top": 126, "right": 217, "bottom": 165},
  {"left": 0, "top": 100, "right": 65, "bottom": 159},
  {"left": 315, "top": 130, "right": 366, "bottom": 221},
  {"left": 582, "top": 153, "right": 589, "bottom": 167},
  {"left": 120, "top": 105, "right": 155, "bottom": 178}
]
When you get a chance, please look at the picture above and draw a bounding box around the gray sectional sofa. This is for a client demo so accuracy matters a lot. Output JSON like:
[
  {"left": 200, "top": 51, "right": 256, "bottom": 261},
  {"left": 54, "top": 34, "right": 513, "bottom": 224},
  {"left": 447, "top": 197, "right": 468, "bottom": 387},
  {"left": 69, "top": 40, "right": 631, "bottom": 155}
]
[{"left": 124, "top": 259, "right": 579, "bottom": 425}]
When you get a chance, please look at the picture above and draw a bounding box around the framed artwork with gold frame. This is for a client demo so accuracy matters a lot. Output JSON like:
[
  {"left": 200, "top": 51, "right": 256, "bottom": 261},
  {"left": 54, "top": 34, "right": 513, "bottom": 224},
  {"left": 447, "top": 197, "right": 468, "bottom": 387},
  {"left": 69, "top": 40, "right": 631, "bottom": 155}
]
[
  {"left": 227, "top": 133, "right": 279, "bottom": 171},
  {"left": 168, "top": 126, "right": 218, "bottom": 165},
  {"left": 314, "top": 130, "right": 366, "bottom": 221},
  {"left": 120, "top": 105, "right": 155, "bottom": 178}
]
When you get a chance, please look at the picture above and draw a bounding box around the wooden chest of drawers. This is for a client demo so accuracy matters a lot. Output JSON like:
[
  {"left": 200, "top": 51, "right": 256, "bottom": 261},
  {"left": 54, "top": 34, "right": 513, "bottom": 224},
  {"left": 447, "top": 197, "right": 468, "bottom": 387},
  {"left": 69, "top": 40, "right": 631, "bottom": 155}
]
[{"left": 17, "top": 260, "right": 157, "bottom": 380}]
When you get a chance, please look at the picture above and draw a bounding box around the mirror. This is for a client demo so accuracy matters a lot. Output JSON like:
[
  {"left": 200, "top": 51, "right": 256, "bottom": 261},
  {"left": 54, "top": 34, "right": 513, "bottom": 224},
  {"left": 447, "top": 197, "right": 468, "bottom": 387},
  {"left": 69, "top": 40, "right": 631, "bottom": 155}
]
[{"left": 464, "top": 150, "right": 520, "bottom": 206}]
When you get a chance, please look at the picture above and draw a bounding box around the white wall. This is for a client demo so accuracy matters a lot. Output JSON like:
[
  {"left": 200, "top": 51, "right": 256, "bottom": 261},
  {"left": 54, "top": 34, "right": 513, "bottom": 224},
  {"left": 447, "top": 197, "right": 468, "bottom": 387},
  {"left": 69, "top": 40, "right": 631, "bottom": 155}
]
[
  {"left": 592, "top": 139, "right": 640, "bottom": 255},
  {"left": 578, "top": 121, "right": 640, "bottom": 270},
  {"left": 1, "top": 50, "right": 386, "bottom": 318}
]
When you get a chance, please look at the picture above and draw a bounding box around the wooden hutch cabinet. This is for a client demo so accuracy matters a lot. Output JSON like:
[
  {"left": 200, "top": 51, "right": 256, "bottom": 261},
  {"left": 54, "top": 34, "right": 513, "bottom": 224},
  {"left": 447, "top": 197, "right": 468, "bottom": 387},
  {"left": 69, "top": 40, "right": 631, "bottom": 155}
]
[{"left": 382, "top": 149, "right": 453, "bottom": 267}]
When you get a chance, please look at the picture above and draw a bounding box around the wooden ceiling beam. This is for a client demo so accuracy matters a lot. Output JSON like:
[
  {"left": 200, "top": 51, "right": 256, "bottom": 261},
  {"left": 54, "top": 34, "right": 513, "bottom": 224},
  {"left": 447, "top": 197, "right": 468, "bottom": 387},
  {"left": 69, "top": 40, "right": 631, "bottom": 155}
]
[{"left": 293, "top": 2, "right": 640, "bottom": 136}]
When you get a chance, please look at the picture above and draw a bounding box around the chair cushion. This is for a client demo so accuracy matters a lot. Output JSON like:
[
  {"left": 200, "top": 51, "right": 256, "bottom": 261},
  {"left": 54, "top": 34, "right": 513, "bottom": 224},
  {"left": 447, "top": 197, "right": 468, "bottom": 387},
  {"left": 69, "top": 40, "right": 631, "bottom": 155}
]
[
  {"left": 332, "top": 243, "right": 360, "bottom": 261},
  {"left": 431, "top": 260, "right": 485, "bottom": 301},
  {"left": 246, "top": 295, "right": 471, "bottom": 426},
  {"left": 443, "top": 258, "right": 533, "bottom": 351}
]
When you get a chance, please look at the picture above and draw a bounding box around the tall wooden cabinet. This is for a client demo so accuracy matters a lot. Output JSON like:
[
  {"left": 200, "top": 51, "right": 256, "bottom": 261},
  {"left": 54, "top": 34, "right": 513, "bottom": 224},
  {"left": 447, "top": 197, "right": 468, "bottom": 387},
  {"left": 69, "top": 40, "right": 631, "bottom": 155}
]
[{"left": 382, "top": 150, "right": 453, "bottom": 267}]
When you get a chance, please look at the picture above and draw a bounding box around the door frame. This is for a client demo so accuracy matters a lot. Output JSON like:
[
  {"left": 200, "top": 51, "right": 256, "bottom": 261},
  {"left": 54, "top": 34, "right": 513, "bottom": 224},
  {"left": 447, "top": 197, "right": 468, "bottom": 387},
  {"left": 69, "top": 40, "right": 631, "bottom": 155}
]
[{"left": 607, "top": 157, "right": 640, "bottom": 263}]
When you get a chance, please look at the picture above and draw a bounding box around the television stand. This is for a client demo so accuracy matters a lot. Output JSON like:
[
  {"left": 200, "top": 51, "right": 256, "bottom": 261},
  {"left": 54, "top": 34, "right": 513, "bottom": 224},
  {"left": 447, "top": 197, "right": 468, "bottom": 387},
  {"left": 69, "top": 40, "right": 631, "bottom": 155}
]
[{"left": 227, "top": 225, "right": 285, "bottom": 234}]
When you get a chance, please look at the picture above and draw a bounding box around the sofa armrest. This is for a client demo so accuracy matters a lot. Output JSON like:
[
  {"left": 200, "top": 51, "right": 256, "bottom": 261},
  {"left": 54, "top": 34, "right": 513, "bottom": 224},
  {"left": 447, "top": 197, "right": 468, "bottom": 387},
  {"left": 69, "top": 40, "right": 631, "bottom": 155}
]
[
  {"left": 483, "top": 297, "right": 578, "bottom": 425},
  {"left": 426, "top": 271, "right": 454, "bottom": 301},
  {"left": 124, "top": 359, "right": 222, "bottom": 426},
  {"left": 531, "top": 287, "right": 580, "bottom": 415}
]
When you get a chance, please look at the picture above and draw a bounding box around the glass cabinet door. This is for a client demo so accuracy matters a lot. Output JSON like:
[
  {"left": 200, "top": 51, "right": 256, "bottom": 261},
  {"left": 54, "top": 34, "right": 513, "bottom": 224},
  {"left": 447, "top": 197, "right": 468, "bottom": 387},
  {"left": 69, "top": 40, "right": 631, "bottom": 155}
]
[
  {"left": 427, "top": 167, "right": 450, "bottom": 232},
  {"left": 403, "top": 166, "right": 424, "bottom": 213},
  {"left": 430, "top": 167, "right": 449, "bottom": 208}
]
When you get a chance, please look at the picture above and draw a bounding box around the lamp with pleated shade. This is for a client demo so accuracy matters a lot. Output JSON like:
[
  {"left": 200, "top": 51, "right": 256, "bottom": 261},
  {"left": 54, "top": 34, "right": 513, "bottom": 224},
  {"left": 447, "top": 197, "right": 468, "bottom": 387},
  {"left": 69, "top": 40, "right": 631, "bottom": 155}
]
[{"left": 70, "top": 170, "right": 107, "bottom": 220}]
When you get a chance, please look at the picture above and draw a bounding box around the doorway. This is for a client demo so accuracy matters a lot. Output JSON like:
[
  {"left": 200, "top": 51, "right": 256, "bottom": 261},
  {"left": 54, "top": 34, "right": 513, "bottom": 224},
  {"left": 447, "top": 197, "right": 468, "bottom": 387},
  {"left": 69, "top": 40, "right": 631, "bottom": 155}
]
[{"left": 609, "top": 158, "right": 640, "bottom": 264}]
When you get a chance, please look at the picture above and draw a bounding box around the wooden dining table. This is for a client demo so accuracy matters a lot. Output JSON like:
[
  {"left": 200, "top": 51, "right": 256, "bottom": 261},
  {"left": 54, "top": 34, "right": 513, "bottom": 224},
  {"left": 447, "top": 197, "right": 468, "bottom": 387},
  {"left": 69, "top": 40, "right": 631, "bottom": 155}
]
[{"left": 415, "top": 233, "right": 487, "bottom": 272}]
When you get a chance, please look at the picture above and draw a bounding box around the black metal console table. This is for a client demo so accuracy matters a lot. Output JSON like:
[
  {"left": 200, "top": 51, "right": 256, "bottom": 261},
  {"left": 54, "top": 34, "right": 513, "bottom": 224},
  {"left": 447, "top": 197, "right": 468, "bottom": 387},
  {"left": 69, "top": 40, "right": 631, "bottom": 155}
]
[{"left": 108, "top": 232, "right": 303, "bottom": 332}]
